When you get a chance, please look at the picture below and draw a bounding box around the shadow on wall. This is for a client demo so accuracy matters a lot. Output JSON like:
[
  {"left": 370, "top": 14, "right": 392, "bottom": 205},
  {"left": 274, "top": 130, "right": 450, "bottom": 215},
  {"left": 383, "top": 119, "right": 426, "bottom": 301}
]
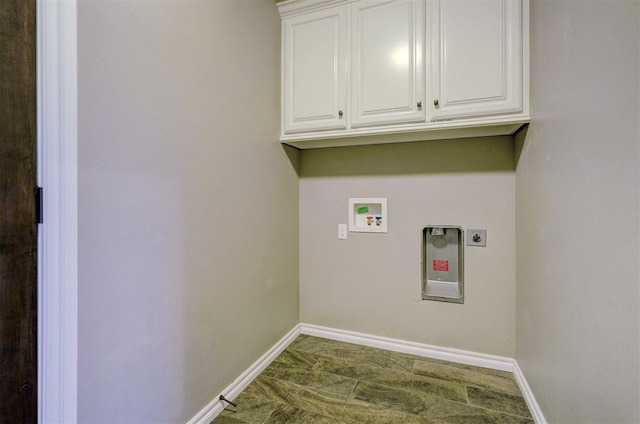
[
  {"left": 298, "top": 135, "right": 516, "bottom": 177},
  {"left": 282, "top": 144, "right": 302, "bottom": 176},
  {"left": 513, "top": 124, "right": 529, "bottom": 168}
]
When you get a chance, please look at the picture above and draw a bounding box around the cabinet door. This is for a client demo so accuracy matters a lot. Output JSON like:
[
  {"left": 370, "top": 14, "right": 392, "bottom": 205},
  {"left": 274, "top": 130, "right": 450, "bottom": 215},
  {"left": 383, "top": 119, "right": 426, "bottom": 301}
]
[
  {"left": 282, "top": 7, "right": 347, "bottom": 134},
  {"left": 351, "top": 0, "right": 426, "bottom": 128},
  {"left": 431, "top": 0, "right": 522, "bottom": 120}
]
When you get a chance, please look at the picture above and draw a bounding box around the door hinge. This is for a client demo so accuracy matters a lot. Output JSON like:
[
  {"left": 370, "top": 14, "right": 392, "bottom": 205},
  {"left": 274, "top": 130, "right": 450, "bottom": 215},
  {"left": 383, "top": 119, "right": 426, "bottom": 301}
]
[{"left": 34, "top": 186, "right": 43, "bottom": 224}]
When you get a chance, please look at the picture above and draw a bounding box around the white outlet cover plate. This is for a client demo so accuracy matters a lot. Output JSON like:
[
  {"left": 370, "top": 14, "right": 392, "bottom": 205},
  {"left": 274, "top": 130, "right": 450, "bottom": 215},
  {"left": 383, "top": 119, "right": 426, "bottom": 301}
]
[
  {"left": 466, "top": 229, "right": 487, "bottom": 247},
  {"left": 338, "top": 224, "right": 348, "bottom": 240}
]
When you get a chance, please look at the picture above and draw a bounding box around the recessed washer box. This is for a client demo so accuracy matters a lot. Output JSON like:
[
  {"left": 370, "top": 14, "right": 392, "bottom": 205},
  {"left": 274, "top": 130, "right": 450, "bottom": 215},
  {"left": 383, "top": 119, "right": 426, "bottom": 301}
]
[{"left": 348, "top": 198, "right": 387, "bottom": 233}]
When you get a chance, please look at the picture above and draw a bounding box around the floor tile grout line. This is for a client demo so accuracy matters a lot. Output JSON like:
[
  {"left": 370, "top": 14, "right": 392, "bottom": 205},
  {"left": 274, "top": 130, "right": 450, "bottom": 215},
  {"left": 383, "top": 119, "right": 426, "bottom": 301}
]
[
  {"left": 262, "top": 373, "right": 354, "bottom": 404},
  {"left": 347, "top": 375, "right": 492, "bottom": 411},
  {"left": 412, "top": 357, "right": 517, "bottom": 378},
  {"left": 412, "top": 371, "right": 523, "bottom": 397},
  {"left": 466, "top": 401, "right": 534, "bottom": 420},
  {"left": 468, "top": 387, "right": 524, "bottom": 398}
]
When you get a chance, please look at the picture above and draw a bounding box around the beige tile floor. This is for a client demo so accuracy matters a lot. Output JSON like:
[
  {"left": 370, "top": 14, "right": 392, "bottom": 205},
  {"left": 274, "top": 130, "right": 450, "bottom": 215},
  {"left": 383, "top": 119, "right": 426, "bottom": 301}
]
[{"left": 213, "top": 335, "right": 533, "bottom": 423}]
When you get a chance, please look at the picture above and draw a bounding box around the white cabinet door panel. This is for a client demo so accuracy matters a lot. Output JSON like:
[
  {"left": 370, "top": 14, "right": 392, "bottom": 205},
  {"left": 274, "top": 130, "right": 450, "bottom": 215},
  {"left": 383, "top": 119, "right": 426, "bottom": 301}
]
[
  {"left": 431, "top": 0, "right": 522, "bottom": 119},
  {"left": 283, "top": 8, "right": 347, "bottom": 133},
  {"left": 351, "top": 0, "right": 426, "bottom": 127}
]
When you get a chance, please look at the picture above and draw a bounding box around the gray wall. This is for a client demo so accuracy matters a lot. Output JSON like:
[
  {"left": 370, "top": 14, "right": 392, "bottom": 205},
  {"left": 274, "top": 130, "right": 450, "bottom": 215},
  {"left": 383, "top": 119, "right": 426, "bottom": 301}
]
[
  {"left": 75, "top": 0, "right": 640, "bottom": 421},
  {"left": 299, "top": 137, "right": 517, "bottom": 356},
  {"left": 77, "top": 1, "right": 299, "bottom": 422},
  {"left": 516, "top": 0, "right": 640, "bottom": 422}
]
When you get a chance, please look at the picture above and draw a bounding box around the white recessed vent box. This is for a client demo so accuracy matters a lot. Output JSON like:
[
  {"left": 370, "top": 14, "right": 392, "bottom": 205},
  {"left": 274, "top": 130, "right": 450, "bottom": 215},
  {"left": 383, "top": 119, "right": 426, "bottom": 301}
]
[
  {"left": 348, "top": 198, "right": 387, "bottom": 233},
  {"left": 422, "top": 226, "right": 464, "bottom": 304}
]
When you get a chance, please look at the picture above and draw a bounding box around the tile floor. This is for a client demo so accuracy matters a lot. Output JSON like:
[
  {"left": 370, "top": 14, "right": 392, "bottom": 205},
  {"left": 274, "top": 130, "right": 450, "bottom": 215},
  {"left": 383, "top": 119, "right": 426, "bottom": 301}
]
[{"left": 212, "top": 335, "right": 533, "bottom": 423}]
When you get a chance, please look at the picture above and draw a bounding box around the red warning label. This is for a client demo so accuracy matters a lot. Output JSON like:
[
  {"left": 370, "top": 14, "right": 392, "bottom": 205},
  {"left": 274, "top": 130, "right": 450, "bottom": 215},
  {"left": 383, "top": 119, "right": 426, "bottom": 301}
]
[{"left": 433, "top": 260, "right": 449, "bottom": 272}]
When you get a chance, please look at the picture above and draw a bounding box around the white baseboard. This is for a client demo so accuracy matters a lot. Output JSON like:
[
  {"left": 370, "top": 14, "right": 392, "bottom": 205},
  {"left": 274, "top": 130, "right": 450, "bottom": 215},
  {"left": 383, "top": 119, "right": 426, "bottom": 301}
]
[
  {"left": 300, "top": 323, "right": 514, "bottom": 372},
  {"left": 513, "top": 360, "right": 547, "bottom": 424},
  {"left": 186, "top": 325, "right": 301, "bottom": 424},
  {"left": 188, "top": 323, "right": 545, "bottom": 424}
]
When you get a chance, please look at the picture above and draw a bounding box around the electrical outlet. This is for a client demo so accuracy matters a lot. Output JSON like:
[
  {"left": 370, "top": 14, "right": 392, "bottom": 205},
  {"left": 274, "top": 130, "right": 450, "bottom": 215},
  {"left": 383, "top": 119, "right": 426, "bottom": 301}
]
[
  {"left": 466, "top": 229, "right": 487, "bottom": 247},
  {"left": 338, "top": 224, "right": 348, "bottom": 240}
]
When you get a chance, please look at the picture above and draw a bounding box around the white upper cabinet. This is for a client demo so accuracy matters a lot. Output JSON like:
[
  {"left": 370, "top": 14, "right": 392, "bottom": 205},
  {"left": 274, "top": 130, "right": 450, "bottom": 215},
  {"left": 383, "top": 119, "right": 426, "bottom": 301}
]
[
  {"left": 430, "top": 0, "right": 523, "bottom": 120},
  {"left": 351, "top": 0, "right": 425, "bottom": 127},
  {"left": 282, "top": 6, "right": 347, "bottom": 133},
  {"left": 278, "top": 0, "right": 529, "bottom": 148}
]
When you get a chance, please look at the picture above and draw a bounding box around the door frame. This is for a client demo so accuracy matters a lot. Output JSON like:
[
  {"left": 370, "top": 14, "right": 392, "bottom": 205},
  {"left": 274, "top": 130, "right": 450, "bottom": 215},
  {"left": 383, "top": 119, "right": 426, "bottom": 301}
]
[{"left": 37, "top": 0, "right": 78, "bottom": 422}]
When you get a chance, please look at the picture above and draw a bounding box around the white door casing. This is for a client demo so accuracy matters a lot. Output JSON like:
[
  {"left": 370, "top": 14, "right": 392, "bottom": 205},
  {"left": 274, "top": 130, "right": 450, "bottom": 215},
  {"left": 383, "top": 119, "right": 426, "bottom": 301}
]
[{"left": 37, "top": 0, "right": 78, "bottom": 422}]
